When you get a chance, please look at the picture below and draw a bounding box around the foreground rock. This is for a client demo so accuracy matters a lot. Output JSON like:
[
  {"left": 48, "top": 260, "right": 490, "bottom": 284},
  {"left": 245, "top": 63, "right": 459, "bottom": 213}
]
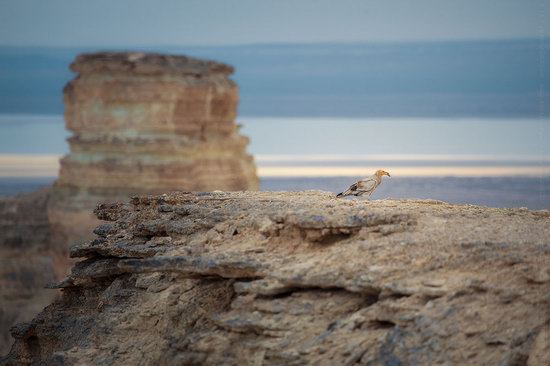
[{"left": 4, "top": 191, "right": 550, "bottom": 365}]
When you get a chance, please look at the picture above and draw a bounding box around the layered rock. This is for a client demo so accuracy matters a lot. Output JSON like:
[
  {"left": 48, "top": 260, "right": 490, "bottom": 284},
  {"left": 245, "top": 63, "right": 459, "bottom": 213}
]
[
  {"left": 4, "top": 191, "right": 550, "bottom": 365},
  {"left": 0, "top": 189, "right": 57, "bottom": 356},
  {"left": 0, "top": 52, "right": 258, "bottom": 356},
  {"left": 48, "top": 52, "right": 258, "bottom": 255}
]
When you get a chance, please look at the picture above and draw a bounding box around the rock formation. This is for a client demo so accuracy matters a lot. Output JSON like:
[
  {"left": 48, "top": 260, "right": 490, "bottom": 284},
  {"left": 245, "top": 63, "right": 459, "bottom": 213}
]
[
  {"left": 0, "top": 52, "right": 258, "bottom": 356},
  {"left": 4, "top": 191, "right": 550, "bottom": 365},
  {"left": 0, "top": 189, "right": 57, "bottom": 356},
  {"left": 48, "top": 51, "right": 258, "bottom": 254}
]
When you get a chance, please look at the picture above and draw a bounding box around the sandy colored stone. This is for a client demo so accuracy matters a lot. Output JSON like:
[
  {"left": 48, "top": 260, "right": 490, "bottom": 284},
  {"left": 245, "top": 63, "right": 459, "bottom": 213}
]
[
  {"left": 1, "top": 52, "right": 259, "bottom": 356},
  {"left": 48, "top": 51, "right": 258, "bottom": 266},
  {"left": 3, "top": 191, "right": 550, "bottom": 365}
]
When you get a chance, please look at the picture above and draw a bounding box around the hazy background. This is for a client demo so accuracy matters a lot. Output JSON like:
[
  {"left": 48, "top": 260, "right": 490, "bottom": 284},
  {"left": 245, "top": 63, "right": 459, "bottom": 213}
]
[
  {"left": 0, "top": 0, "right": 549, "bottom": 208},
  {"left": 0, "top": 0, "right": 546, "bottom": 46},
  {"left": 1, "top": 0, "right": 549, "bottom": 116}
]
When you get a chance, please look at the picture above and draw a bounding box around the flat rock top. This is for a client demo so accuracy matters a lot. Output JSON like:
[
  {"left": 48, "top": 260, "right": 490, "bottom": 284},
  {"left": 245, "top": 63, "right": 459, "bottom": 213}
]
[
  {"left": 5, "top": 191, "right": 550, "bottom": 365},
  {"left": 70, "top": 51, "right": 234, "bottom": 76}
]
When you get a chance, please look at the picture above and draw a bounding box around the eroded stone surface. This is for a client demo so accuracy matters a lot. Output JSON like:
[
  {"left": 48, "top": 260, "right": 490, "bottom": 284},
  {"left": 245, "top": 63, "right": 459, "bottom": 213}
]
[{"left": 4, "top": 191, "right": 550, "bottom": 365}]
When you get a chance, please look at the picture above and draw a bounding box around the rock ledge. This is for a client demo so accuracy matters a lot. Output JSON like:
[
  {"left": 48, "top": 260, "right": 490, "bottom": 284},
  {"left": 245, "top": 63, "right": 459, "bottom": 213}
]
[
  {"left": 4, "top": 191, "right": 550, "bottom": 365},
  {"left": 71, "top": 52, "right": 234, "bottom": 75}
]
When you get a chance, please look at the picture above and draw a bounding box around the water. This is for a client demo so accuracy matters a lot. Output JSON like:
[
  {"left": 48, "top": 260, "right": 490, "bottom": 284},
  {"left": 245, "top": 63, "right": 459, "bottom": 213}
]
[
  {"left": 0, "top": 115, "right": 70, "bottom": 154},
  {"left": 1, "top": 115, "right": 549, "bottom": 157},
  {"left": 0, "top": 114, "right": 549, "bottom": 208},
  {"left": 0, "top": 177, "right": 56, "bottom": 197},
  {"left": 240, "top": 117, "right": 550, "bottom": 157}
]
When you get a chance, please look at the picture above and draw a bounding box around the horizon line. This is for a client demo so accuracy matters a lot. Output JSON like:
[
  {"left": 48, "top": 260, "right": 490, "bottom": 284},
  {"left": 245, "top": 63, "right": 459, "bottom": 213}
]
[
  {"left": 0, "top": 36, "right": 545, "bottom": 51},
  {"left": 3, "top": 153, "right": 550, "bottom": 162},
  {"left": 2, "top": 154, "right": 550, "bottom": 178},
  {"left": 1, "top": 114, "right": 549, "bottom": 122}
]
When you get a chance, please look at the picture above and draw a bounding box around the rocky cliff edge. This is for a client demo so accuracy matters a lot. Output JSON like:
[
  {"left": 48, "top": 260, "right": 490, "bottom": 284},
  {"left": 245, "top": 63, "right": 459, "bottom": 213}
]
[{"left": 3, "top": 191, "right": 550, "bottom": 365}]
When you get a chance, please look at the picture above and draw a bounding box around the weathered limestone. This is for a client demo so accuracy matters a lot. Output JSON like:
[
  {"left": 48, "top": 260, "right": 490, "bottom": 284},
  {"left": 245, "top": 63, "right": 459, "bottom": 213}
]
[
  {"left": 4, "top": 191, "right": 550, "bottom": 365},
  {"left": 48, "top": 52, "right": 258, "bottom": 256},
  {"left": 0, "top": 52, "right": 258, "bottom": 356}
]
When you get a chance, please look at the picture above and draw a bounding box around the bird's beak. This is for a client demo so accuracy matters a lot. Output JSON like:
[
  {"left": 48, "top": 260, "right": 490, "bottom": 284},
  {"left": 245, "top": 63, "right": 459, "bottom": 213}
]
[{"left": 386, "top": 172, "right": 391, "bottom": 177}]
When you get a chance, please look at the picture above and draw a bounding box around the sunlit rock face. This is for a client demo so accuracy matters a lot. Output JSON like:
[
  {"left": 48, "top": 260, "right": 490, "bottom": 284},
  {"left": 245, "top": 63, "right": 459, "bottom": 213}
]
[
  {"left": 48, "top": 52, "right": 258, "bottom": 255},
  {"left": 5, "top": 192, "right": 550, "bottom": 365}
]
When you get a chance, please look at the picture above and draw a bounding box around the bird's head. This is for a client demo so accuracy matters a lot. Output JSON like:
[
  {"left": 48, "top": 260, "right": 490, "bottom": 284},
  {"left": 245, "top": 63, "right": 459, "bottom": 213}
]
[{"left": 376, "top": 170, "right": 391, "bottom": 178}]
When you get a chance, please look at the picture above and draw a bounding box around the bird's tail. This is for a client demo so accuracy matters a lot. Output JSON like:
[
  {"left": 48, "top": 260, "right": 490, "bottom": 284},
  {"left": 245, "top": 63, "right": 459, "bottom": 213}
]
[{"left": 336, "top": 192, "right": 344, "bottom": 197}]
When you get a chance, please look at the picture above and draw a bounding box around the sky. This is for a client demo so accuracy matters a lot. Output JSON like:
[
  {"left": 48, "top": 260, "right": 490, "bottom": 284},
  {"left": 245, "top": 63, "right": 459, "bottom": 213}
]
[{"left": 0, "top": 0, "right": 548, "bottom": 47}]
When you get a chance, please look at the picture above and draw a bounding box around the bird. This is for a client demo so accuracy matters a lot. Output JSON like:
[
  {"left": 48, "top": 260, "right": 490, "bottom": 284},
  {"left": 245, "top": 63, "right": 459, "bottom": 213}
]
[{"left": 336, "top": 170, "right": 391, "bottom": 199}]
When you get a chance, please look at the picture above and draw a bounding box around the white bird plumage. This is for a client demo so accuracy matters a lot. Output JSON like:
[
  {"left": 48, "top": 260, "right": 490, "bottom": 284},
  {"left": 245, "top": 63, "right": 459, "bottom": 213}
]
[{"left": 336, "top": 170, "right": 391, "bottom": 199}]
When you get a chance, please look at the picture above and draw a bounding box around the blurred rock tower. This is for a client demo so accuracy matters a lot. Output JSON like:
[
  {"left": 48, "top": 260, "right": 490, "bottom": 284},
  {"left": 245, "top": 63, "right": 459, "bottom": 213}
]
[
  {"left": 48, "top": 52, "right": 259, "bottom": 253},
  {"left": 0, "top": 52, "right": 257, "bottom": 355}
]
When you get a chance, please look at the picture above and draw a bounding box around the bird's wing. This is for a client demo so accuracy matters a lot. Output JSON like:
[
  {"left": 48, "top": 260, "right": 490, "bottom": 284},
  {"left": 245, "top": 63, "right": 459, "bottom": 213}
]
[
  {"left": 357, "top": 178, "right": 378, "bottom": 192},
  {"left": 338, "top": 181, "right": 359, "bottom": 196},
  {"left": 348, "top": 182, "right": 359, "bottom": 191}
]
